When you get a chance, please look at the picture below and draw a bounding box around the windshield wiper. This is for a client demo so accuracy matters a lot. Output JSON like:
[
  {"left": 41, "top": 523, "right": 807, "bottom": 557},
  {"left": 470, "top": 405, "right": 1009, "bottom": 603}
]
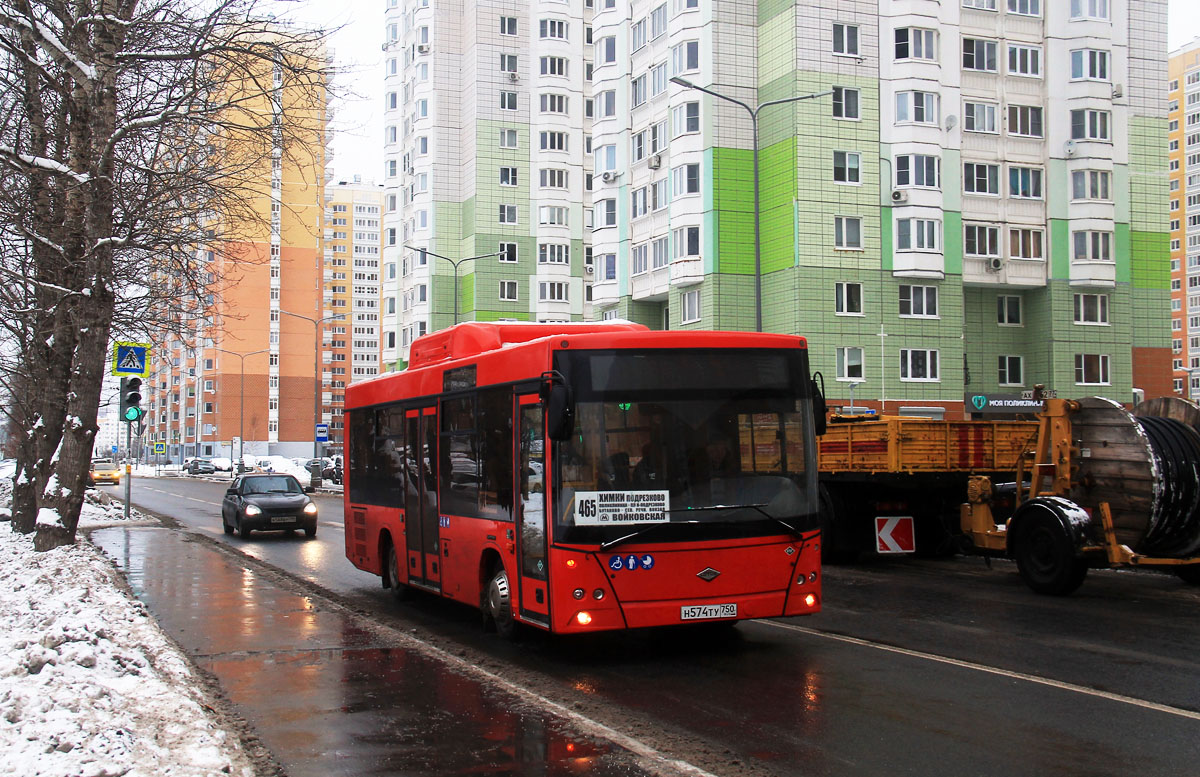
[{"left": 675, "top": 503, "right": 803, "bottom": 537}]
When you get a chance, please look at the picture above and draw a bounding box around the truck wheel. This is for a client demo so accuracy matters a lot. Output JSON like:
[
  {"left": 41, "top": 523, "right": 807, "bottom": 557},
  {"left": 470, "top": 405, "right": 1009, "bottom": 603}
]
[
  {"left": 386, "top": 542, "right": 411, "bottom": 601},
  {"left": 1014, "top": 511, "right": 1088, "bottom": 595},
  {"left": 483, "top": 565, "right": 518, "bottom": 640},
  {"left": 1175, "top": 565, "right": 1200, "bottom": 585}
]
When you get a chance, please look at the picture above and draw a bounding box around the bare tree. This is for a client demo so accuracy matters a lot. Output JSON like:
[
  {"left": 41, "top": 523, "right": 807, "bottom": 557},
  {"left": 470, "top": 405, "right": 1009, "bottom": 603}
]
[{"left": 0, "top": 0, "right": 331, "bottom": 548}]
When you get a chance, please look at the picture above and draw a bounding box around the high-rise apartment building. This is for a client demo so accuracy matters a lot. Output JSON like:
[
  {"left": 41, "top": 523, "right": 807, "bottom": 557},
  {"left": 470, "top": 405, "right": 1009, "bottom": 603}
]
[
  {"left": 324, "top": 180, "right": 386, "bottom": 450},
  {"left": 382, "top": 0, "right": 596, "bottom": 369},
  {"left": 381, "top": 1, "right": 1170, "bottom": 416},
  {"left": 142, "top": 51, "right": 331, "bottom": 463},
  {"left": 1168, "top": 38, "right": 1200, "bottom": 398}
]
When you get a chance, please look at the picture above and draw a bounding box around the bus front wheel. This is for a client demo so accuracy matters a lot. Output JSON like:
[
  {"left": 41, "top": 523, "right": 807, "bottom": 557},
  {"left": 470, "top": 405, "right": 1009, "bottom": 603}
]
[
  {"left": 484, "top": 566, "right": 518, "bottom": 640},
  {"left": 386, "top": 542, "right": 411, "bottom": 602}
]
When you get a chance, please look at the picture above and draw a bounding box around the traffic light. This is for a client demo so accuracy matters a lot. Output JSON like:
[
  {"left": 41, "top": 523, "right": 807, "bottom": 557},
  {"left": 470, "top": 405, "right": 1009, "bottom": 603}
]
[{"left": 121, "top": 377, "right": 143, "bottom": 423}]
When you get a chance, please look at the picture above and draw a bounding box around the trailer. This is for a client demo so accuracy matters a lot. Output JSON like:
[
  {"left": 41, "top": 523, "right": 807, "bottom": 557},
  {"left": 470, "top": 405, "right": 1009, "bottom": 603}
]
[{"left": 819, "top": 390, "right": 1200, "bottom": 594}]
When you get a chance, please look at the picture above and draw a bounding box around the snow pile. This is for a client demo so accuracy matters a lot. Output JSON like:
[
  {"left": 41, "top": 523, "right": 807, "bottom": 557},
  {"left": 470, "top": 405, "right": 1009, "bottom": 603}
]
[{"left": 0, "top": 489, "right": 253, "bottom": 777}]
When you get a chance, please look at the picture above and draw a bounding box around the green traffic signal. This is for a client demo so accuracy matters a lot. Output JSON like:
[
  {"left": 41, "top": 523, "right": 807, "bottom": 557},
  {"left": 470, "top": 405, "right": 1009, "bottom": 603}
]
[
  {"left": 123, "top": 406, "right": 143, "bottom": 422},
  {"left": 121, "top": 376, "right": 143, "bottom": 424}
]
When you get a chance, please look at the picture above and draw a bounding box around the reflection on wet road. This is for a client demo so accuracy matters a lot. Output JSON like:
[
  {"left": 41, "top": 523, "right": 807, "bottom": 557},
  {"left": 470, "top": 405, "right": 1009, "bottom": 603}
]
[{"left": 93, "top": 527, "right": 655, "bottom": 777}]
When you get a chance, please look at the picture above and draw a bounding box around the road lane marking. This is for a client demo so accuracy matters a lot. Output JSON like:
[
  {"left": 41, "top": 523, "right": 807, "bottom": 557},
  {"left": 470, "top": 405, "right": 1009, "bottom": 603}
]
[{"left": 764, "top": 620, "right": 1200, "bottom": 722}]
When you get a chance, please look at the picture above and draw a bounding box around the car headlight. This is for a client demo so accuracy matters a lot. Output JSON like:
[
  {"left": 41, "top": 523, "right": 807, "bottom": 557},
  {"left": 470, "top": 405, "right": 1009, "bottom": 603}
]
[
  {"left": 244, "top": 504, "right": 262, "bottom": 517},
  {"left": 302, "top": 502, "right": 318, "bottom": 516}
]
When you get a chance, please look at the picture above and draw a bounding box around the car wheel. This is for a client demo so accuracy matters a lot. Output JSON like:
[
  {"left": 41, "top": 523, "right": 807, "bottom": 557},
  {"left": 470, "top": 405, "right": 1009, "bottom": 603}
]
[
  {"left": 238, "top": 516, "right": 252, "bottom": 539},
  {"left": 483, "top": 565, "right": 518, "bottom": 640},
  {"left": 222, "top": 511, "right": 233, "bottom": 535}
]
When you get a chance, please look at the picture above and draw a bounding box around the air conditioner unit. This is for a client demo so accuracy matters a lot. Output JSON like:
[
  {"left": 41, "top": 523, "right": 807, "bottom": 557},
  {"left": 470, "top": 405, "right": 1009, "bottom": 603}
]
[
  {"left": 601, "top": 171, "right": 615, "bottom": 183},
  {"left": 647, "top": 153, "right": 662, "bottom": 170},
  {"left": 508, "top": 72, "right": 520, "bottom": 82},
  {"left": 1064, "top": 139, "right": 1077, "bottom": 157},
  {"left": 584, "top": 263, "right": 594, "bottom": 275},
  {"left": 891, "top": 189, "right": 908, "bottom": 203},
  {"left": 417, "top": 44, "right": 430, "bottom": 54},
  {"left": 987, "top": 256, "right": 1005, "bottom": 271}
]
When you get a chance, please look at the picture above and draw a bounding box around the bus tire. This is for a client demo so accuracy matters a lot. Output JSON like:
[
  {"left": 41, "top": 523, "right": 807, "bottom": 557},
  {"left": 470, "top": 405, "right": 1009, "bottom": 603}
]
[
  {"left": 386, "top": 542, "right": 411, "bottom": 601},
  {"left": 484, "top": 565, "right": 518, "bottom": 640}
]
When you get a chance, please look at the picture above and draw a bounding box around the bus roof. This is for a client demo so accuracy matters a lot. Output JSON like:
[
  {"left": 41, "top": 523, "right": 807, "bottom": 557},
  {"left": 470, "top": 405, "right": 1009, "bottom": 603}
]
[{"left": 407, "top": 320, "right": 649, "bottom": 370}]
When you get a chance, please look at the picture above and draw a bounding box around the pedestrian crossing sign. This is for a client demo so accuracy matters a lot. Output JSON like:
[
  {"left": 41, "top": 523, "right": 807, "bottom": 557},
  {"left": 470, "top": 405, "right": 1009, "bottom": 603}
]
[{"left": 112, "top": 342, "right": 151, "bottom": 377}]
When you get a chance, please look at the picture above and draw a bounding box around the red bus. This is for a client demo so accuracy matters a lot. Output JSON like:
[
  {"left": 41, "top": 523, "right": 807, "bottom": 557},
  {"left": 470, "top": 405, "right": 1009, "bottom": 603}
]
[{"left": 344, "top": 322, "right": 825, "bottom": 635}]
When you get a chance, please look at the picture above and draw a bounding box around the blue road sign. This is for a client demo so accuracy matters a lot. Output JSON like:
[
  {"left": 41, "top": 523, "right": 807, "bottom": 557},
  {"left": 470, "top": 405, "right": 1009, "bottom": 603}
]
[
  {"left": 112, "top": 342, "right": 151, "bottom": 377},
  {"left": 316, "top": 423, "right": 329, "bottom": 442},
  {"left": 111, "top": 445, "right": 118, "bottom": 455}
]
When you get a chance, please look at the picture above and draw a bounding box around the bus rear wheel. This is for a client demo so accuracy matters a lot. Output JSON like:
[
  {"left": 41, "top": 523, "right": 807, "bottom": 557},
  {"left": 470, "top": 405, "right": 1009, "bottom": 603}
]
[
  {"left": 386, "top": 542, "right": 411, "bottom": 601},
  {"left": 484, "top": 566, "right": 518, "bottom": 640}
]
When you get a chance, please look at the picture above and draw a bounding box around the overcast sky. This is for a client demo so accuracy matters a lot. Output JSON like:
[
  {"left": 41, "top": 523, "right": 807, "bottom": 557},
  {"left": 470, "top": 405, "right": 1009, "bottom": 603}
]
[{"left": 278, "top": 0, "right": 1200, "bottom": 184}]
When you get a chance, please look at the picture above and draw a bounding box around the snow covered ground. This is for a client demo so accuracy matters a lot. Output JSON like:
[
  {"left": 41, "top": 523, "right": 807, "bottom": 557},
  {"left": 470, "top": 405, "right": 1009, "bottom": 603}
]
[{"left": 0, "top": 478, "right": 253, "bottom": 777}]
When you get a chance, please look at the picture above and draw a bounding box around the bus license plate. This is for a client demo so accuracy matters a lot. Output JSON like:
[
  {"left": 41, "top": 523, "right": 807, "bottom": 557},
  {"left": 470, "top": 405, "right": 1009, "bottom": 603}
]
[
  {"left": 680, "top": 603, "right": 737, "bottom": 621},
  {"left": 270, "top": 515, "right": 294, "bottom": 523}
]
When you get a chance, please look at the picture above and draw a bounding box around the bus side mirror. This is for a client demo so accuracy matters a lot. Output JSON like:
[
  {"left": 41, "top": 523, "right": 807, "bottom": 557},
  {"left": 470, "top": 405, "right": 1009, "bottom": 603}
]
[
  {"left": 546, "top": 382, "right": 575, "bottom": 441},
  {"left": 811, "top": 375, "right": 827, "bottom": 437}
]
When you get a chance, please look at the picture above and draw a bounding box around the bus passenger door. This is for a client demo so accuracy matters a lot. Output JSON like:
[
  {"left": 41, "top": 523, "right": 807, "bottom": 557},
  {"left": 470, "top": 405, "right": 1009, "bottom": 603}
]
[
  {"left": 515, "top": 397, "right": 549, "bottom": 626},
  {"left": 405, "top": 406, "right": 441, "bottom": 591}
]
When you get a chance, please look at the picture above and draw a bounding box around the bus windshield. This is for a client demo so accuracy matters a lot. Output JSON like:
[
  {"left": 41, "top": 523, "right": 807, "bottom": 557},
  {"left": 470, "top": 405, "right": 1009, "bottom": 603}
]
[{"left": 553, "top": 349, "right": 818, "bottom": 545}]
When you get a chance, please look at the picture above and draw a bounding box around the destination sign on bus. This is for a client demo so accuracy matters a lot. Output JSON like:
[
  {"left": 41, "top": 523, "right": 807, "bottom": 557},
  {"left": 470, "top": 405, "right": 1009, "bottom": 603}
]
[{"left": 574, "top": 490, "right": 670, "bottom": 525}]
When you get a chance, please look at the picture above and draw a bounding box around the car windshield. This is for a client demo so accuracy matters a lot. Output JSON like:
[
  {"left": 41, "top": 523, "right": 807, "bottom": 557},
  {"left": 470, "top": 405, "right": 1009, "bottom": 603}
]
[
  {"left": 242, "top": 476, "right": 302, "bottom": 495},
  {"left": 553, "top": 348, "right": 818, "bottom": 545}
]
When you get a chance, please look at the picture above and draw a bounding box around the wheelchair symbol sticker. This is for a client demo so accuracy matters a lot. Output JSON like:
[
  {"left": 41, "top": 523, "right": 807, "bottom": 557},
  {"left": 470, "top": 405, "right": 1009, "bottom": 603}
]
[{"left": 608, "top": 555, "right": 624, "bottom": 571}]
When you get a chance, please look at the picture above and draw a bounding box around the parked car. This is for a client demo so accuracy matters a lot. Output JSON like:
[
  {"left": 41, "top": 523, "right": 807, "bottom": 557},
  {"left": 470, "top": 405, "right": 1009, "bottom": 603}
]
[
  {"left": 221, "top": 473, "right": 317, "bottom": 538},
  {"left": 187, "top": 459, "right": 216, "bottom": 475}
]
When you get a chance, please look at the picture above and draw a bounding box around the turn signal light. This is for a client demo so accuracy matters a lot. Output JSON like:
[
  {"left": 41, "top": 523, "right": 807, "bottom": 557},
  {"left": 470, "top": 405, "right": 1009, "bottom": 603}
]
[
  {"left": 566, "top": 559, "right": 577, "bottom": 568},
  {"left": 575, "top": 611, "right": 593, "bottom": 626},
  {"left": 804, "top": 593, "right": 817, "bottom": 608}
]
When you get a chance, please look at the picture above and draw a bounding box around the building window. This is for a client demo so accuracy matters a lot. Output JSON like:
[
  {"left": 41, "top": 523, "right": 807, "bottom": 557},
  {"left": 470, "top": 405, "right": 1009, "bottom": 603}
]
[
  {"left": 835, "top": 282, "right": 863, "bottom": 315},
  {"left": 896, "top": 91, "right": 938, "bottom": 124},
  {"left": 540, "top": 93, "right": 568, "bottom": 114},
  {"left": 499, "top": 242, "right": 518, "bottom": 263},
  {"left": 962, "top": 38, "right": 998, "bottom": 72},
  {"left": 964, "top": 162, "right": 1000, "bottom": 195},
  {"left": 596, "top": 36, "right": 616, "bottom": 64},
  {"left": 499, "top": 205, "right": 518, "bottom": 224},
  {"left": 895, "top": 28, "right": 935, "bottom": 61},
  {"left": 834, "top": 216, "right": 862, "bottom": 249},
  {"left": 1071, "top": 170, "right": 1111, "bottom": 201},
  {"left": 1007, "top": 0, "right": 1041, "bottom": 15},
  {"left": 1007, "top": 105, "right": 1044, "bottom": 137},
  {"left": 540, "top": 168, "right": 568, "bottom": 189},
  {"left": 499, "top": 167, "right": 518, "bottom": 186},
  {"left": 499, "top": 129, "right": 517, "bottom": 148},
  {"left": 499, "top": 54, "right": 517, "bottom": 73},
  {"left": 500, "top": 91, "right": 517, "bottom": 110},
  {"left": 1071, "top": 109, "right": 1111, "bottom": 141},
  {"left": 1007, "top": 44, "right": 1042, "bottom": 77},
  {"left": 1075, "top": 354, "right": 1110, "bottom": 385},
  {"left": 539, "top": 281, "right": 568, "bottom": 302},
  {"left": 1010, "top": 228, "right": 1043, "bottom": 260},
  {"left": 632, "top": 243, "right": 648, "bottom": 275},
  {"left": 1074, "top": 293, "right": 1109, "bottom": 324},
  {"left": 539, "top": 19, "right": 567, "bottom": 39},
  {"left": 672, "top": 40, "right": 699, "bottom": 73},
  {"left": 896, "top": 154, "right": 940, "bottom": 188},
  {"left": 595, "top": 199, "right": 617, "bottom": 227},
  {"left": 833, "top": 86, "right": 860, "bottom": 119},
  {"left": 998, "top": 295, "right": 1022, "bottom": 325},
  {"left": 672, "top": 163, "right": 700, "bottom": 196},
  {"left": 998, "top": 356, "right": 1024, "bottom": 386},
  {"left": 964, "top": 101, "right": 998, "bottom": 133},
  {"left": 900, "top": 349, "right": 939, "bottom": 381},
  {"left": 672, "top": 101, "right": 700, "bottom": 135},
  {"left": 899, "top": 285, "right": 938, "bottom": 317},
  {"left": 540, "top": 56, "right": 568, "bottom": 76},
  {"left": 500, "top": 16, "right": 517, "bottom": 35},
  {"left": 1072, "top": 231, "right": 1112, "bottom": 262},
  {"left": 896, "top": 218, "right": 940, "bottom": 251},
  {"left": 597, "top": 90, "right": 616, "bottom": 118},
  {"left": 1008, "top": 166, "right": 1043, "bottom": 199},
  {"left": 538, "top": 243, "right": 569, "bottom": 264},
  {"left": 964, "top": 0, "right": 997, "bottom": 9},
  {"left": 1071, "top": 49, "right": 1109, "bottom": 80},
  {"left": 837, "top": 347, "right": 865, "bottom": 380},
  {"left": 673, "top": 226, "right": 700, "bottom": 258},
  {"left": 833, "top": 23, "right": 859, "bottom": 56},
  {"left": 499, "top": 281, "right": 518, "bottom": 301},
  {"left": 833, "top": 151, "right": 861, "bottom": 184},
  {"left": 1069, "top": 0, "right": 1109, "bottom": 21},
  {"left": 681, "top": 290, "right": 701, "bottom": 324},
  {"left": 965, "top": 224, "right": 1001, "bottom": 258}
]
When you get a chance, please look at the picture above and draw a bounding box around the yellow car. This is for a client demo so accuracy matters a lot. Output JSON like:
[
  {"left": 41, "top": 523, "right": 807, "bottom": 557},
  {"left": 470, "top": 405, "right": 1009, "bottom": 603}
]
[{"left": 89, "top": 459, "right": 122, "bottom": 486}]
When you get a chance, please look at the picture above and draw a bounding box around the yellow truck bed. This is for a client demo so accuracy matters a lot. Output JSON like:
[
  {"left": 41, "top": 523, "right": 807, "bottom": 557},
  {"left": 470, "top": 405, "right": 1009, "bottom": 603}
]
[{"left": 819, "top": 418, "right": 1038, "bottom": 474}]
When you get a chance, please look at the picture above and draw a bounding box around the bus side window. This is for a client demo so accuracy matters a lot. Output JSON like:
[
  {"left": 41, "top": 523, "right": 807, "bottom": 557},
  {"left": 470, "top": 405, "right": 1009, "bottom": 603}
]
[
  {"left": 440, "top": 394, "right": 479, "bottom": 518},
  {"left": 478, "top": 387, "right": 513, "bottom": 521}
]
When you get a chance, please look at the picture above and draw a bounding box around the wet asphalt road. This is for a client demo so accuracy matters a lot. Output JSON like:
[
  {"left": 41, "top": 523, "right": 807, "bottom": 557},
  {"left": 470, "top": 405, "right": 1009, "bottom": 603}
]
[{"left": 94, "top": 476, "right": 1200, "bottom": 776}]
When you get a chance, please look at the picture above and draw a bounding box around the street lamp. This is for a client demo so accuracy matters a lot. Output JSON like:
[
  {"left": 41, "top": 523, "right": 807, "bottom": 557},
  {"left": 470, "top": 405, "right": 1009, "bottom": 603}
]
[
  {"left": 280, "top": 309, "right": 347, "bottom": 462},
  {"left": 213, "top": 347, "right": 270, "bottom": 474},
  {"left": 404, "top": 245, "right": 500, "bottom": 325},
  {"left": 670, "top": 77, "right": 831, "bottom": 333}
]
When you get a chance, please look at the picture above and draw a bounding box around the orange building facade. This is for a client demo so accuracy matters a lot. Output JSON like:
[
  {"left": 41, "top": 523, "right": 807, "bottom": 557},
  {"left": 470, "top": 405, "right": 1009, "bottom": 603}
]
[{"left": 1169, "top": 39, "right": 1200, "bottom": 398}]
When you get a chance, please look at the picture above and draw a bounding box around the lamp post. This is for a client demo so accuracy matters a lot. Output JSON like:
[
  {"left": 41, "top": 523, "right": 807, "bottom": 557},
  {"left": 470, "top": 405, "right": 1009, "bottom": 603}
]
[
  {"left": 280, "top": 309, "right": 347, "bottom": 462},
  {"left": 404, "top": 245, "right": 500, "bottom": 325},
  {"left": 213, "top": 347, "right": 270, "bottom": 474},
  {"left": 670, "top": 77, "right": 831, "bottom": 333}
]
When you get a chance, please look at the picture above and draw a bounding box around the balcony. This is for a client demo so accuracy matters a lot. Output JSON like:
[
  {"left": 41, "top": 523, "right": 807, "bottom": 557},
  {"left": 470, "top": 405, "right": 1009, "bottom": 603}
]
[{"left": 669, "top": 258, "right": 703, "bottom": 287}]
